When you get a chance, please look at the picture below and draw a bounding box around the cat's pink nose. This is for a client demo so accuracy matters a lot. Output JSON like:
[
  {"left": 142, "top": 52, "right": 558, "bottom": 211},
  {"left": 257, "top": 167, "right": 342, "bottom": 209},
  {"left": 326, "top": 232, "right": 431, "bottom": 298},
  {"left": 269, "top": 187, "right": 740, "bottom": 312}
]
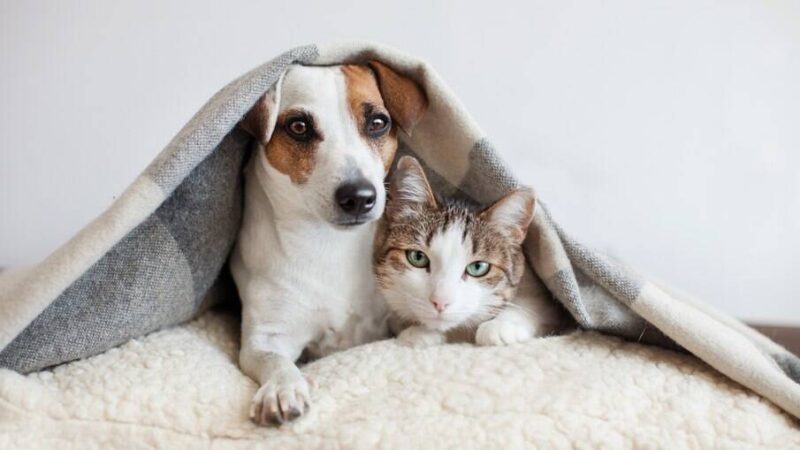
[{"left": 430, "top": 297, "right": 449, "bottom": 313}]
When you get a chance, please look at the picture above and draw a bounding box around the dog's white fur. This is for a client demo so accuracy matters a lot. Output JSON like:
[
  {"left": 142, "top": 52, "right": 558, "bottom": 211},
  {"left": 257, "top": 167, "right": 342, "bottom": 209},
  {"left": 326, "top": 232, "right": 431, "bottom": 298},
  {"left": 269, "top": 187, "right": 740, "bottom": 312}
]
[{"left": 230, "top": 65, "right": 396, "bottom": 425}]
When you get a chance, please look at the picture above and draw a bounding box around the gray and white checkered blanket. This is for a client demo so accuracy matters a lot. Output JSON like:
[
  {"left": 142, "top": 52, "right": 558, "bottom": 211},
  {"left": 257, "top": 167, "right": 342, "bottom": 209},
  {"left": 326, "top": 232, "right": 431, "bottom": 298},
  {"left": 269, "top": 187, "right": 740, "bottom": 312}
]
[{"left": 1, "top": 42, "right": 798, "bottom": 419}]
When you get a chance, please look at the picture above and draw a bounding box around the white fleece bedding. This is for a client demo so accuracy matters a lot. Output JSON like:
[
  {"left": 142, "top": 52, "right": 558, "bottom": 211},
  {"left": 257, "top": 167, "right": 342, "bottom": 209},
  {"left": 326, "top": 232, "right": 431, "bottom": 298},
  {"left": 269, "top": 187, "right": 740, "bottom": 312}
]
[{"left": 0, "top": 310, "right": 797, "bottom": 449}]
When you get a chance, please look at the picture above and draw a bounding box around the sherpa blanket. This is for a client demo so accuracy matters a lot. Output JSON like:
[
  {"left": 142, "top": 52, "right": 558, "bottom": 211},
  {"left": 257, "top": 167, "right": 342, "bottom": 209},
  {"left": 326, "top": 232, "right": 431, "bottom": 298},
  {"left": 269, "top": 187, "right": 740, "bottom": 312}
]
[
  {"left": 0, "top": 41, "right": 798, "bottom": 424},
  {"left": 2, "top": 310, "right": 798, "bottom": 449}
]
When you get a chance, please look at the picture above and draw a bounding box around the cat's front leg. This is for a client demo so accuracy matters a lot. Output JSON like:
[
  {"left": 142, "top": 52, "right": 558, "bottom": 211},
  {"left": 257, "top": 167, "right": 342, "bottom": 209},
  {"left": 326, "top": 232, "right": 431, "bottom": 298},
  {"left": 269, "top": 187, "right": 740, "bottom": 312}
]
[
  {"left": 397, "top": 325, "right": 446, "bottom": 348},
  {"left": 475, "top": 306, "right": 536, "bottom": 346},
  {"left": 477, "top": 266, "right": 561, "bottom": 346}
]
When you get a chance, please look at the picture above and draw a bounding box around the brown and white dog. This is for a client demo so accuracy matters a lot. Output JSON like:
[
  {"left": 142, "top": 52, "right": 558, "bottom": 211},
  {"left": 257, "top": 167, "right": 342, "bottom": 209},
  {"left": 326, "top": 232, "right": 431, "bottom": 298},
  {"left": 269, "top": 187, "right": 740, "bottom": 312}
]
[{"left": 230, "top": 62, "right": 428, "bottom": 425}]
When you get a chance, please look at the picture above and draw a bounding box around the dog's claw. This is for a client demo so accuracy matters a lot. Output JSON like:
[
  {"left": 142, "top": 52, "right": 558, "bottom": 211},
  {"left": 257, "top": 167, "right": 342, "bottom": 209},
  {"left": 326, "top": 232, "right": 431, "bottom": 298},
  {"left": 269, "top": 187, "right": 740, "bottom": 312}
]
[
  {"left": 250, "top": 371, "right": 311, "bottom": 426},
  {"left": 285, "top": 407, "right": 302, "bottom": 421}
]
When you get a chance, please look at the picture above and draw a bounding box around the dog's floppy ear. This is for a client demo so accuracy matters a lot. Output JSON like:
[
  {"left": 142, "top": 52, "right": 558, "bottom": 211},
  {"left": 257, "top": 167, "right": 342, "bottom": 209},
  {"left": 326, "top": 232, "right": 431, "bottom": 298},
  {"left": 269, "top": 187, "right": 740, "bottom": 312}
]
[
  {"left": 388, "top": 156, "right": 438, "bottom": 219},
  {"left": 239, "top": 75, "right": 283, "bottom": 145},
  {"left": 368, "top": 61, "right": 428, "bottom": 136}
]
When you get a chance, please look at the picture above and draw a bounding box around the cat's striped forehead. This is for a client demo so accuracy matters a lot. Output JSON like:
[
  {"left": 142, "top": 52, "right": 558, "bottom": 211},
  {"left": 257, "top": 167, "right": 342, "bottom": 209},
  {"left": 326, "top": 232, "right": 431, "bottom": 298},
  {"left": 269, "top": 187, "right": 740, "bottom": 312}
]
[{"left": 384, "top": 200, "right": 515, "bottom": 265}]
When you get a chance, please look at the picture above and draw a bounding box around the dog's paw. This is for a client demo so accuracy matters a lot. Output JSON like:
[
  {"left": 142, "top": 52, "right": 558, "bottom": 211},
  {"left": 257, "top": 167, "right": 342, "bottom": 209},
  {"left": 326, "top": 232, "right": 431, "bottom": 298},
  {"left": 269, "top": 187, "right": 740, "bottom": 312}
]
[
  {"left": 249, "top": 369, "right": 311, "bottom": 426},
  {"left": 397, "top": 326, "right": 446, "bottom": 348},
  {"left": 475, "top": 318, "right": 533, "bottom": 346}
]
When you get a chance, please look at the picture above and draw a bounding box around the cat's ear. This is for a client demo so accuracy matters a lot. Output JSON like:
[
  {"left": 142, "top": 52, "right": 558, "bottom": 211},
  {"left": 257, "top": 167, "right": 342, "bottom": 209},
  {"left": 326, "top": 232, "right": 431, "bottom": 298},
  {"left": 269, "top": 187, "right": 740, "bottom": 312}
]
[
  {"left": 388, "top": 156, "right": 437, "bottom": 216},
  {"left": 480, "top": 187, "right": 536, "bottom": 244}
]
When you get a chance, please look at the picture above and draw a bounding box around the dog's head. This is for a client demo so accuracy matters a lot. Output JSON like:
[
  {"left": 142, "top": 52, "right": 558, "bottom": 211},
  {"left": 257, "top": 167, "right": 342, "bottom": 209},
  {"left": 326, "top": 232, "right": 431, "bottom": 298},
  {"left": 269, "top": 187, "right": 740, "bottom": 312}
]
[{"left": 240, "top": 61, "right": 428, "bottom": 227}]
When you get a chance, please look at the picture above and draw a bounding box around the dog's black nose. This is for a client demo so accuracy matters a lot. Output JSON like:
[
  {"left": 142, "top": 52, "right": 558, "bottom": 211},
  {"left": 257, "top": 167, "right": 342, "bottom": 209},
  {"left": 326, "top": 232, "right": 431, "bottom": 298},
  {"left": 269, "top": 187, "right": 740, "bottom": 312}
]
[{"left": 335, "top": 179, "right": 377, "bottom": 216}]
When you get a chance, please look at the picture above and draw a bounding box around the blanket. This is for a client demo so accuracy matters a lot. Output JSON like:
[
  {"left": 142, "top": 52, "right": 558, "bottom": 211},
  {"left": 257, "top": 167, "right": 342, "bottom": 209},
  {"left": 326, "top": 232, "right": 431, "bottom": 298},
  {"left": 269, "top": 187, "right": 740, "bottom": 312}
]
[
  {"left": 1, "top": 309, "right": 798, "bottom": 449},
  {"left": 0, "top": 41, "right": 798, "bottom": 421}
]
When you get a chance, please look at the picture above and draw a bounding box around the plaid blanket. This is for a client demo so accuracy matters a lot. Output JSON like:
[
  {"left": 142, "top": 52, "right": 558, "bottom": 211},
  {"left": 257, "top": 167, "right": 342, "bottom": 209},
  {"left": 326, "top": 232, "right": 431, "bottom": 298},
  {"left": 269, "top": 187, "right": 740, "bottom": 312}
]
[{"left": 1, "top": 41, "right": 798, "bottom": 420}]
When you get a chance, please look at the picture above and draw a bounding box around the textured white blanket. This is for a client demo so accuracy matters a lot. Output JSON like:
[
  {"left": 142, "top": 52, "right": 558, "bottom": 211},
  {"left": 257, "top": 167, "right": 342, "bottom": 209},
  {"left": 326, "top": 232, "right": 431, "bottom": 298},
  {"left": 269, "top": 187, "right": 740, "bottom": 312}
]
[{"left": 1, "top": 311, "right": 797, "bottom": 449}]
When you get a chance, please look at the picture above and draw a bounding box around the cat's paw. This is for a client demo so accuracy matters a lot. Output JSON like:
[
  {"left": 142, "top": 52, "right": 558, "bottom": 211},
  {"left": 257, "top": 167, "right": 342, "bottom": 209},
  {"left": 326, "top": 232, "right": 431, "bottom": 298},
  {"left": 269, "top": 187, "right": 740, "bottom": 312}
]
[
  {"left": 475, "top": 318, "right": 534, "bottom": 346},
  {"left": 397, "top": 326, "right": 446, "bottom": 348},
  {"left": 249, "top": 369, "right": 311, "bottom": 426}
]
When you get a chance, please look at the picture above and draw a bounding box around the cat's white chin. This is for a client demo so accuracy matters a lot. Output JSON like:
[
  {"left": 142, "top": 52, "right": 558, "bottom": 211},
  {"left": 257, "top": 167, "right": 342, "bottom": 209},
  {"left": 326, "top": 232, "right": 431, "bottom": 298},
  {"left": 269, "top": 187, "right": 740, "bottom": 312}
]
[{"left": 418, "top": 309, "right": 489, "bottom": 332}]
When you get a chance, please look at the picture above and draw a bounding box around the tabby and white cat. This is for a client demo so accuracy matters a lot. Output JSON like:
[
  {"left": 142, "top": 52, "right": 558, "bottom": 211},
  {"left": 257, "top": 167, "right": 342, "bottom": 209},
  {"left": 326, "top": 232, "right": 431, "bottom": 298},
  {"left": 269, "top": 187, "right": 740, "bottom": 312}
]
[{"left": 373, "top": 156, "right": 562, "bottom": 347}]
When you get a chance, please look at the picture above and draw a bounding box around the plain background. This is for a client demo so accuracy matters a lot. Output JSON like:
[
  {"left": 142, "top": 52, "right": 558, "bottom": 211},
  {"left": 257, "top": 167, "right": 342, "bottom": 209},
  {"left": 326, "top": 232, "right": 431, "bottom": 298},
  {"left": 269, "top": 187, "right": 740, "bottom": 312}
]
[{"left": 1, "top": 1, "right": 798, "bottom": 324}]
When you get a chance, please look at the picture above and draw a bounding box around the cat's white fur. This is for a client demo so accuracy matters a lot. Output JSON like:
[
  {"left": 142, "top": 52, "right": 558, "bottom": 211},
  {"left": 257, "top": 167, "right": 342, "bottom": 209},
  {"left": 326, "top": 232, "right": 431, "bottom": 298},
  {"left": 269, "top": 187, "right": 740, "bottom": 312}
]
[
  {"left": 394, "top": 253, "right": 561, "bottom": 348},
  {"left": 383, "top": 158, "right": 562, "bottom": 348},
  {"left": 473, "top": 265, "right": 560, "bottom": 346},
  {"left": 389, "top": 223, "right": 498, "bottom": 332}
]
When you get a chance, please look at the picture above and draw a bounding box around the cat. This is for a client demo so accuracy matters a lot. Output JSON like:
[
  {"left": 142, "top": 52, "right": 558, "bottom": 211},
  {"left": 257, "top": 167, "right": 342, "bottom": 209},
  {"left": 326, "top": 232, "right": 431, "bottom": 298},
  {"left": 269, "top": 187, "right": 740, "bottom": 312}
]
[{"left": 373, "top": 156, "right": 563, "bottom": 348}]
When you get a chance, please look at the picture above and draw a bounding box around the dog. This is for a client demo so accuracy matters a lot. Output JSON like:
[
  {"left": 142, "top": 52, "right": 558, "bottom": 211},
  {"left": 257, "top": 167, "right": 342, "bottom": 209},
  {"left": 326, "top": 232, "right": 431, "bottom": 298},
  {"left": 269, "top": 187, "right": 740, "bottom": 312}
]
[{"left": 230, "top": 61, "right": 428, "bottom": 425}]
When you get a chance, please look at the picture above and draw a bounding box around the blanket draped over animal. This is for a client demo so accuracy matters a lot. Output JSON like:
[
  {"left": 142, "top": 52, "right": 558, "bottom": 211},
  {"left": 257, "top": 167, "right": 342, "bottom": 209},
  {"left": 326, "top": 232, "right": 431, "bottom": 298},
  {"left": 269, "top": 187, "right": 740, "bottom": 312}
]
[{"left": 0, "top": 41, "right": 798, "bottom": 420}]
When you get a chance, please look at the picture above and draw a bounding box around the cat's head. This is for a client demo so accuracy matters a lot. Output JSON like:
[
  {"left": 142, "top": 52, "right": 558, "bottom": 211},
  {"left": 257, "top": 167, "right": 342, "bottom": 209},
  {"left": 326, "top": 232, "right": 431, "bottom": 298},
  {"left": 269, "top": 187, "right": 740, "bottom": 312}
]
[{"left": 374, "top": 156, "right": 536, "bottom": 332}]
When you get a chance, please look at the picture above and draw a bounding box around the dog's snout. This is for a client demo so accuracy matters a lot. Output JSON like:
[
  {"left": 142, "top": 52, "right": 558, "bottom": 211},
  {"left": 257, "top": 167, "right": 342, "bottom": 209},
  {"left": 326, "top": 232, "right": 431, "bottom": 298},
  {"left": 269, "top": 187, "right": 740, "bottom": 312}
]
[{"left": 335, "top": 179, "right": 377, "bottom": 216}]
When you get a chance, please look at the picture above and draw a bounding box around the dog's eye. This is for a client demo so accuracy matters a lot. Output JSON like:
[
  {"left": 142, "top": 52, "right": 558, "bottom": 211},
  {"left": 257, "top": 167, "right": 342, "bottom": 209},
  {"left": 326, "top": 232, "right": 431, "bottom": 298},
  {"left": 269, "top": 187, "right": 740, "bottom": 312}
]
[
  {"left": 286, "top": 118, "right": 310, "bottom": 139},
  {"left": 366, "top": 114, "right": 390, "bottom": 137}
]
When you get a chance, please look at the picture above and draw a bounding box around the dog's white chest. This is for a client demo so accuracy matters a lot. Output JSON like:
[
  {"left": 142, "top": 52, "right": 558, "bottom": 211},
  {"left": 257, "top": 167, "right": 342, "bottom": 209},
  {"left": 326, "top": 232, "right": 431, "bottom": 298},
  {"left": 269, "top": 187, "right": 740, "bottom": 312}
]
[
  {"left": 308, "top": 296, "right": 388, "bottom": 358},
  {"left": 233, "top": 174, "right": 390, "bottom": 360},
  {"left": 298, "top": 237, "right": 389, "bottom": 357}
]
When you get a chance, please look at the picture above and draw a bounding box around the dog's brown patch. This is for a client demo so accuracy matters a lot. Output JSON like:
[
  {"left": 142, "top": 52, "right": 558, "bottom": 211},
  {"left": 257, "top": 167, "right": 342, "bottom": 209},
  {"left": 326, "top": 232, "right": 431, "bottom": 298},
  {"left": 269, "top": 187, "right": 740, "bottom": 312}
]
[
  {"left": 263, "top": 109, "right": 319, "bottom": 184},
  {"left": 367, "top": 61, "right": 428, "bottom": 135},
  {"left": 240, "top": 93, "right": 273, "bottom": 145},
  {"left": 341, "top": 65, "right": 398, "bottom": 171}
]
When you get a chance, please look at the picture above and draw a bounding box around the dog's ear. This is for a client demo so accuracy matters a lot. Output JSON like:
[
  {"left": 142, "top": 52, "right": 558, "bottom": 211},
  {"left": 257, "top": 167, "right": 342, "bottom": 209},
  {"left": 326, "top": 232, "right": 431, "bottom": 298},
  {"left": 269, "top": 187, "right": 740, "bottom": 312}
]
[
  {"left": 479, "top": 187, "right": 536, "bottom": 245},
  {"left": 388, "top": 156, "right": 437, "bottom": 219},
  {"left": 368, "top": 61, "right": 428, "bottom": 136},
  {"left": 239, "top": 77, "right": 282, "bottom": 145}
]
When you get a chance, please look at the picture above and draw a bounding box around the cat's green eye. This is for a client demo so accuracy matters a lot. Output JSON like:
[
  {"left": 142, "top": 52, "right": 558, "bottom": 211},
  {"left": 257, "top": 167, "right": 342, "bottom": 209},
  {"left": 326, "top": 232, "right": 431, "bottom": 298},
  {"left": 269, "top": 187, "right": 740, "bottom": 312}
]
[
  {"left": 405, "top": 250, "right": 430, "bottom": 268},
  {"left": 465, "top": 261, "right": 491, "bottom": 277}
]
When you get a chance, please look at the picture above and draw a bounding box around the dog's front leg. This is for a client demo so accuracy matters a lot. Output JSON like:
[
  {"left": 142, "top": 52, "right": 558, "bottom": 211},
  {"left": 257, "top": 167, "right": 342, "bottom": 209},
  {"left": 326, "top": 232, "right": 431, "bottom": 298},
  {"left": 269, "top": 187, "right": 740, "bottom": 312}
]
[{"left": 240, "top": 333, "right": 310, "bottom": 425}]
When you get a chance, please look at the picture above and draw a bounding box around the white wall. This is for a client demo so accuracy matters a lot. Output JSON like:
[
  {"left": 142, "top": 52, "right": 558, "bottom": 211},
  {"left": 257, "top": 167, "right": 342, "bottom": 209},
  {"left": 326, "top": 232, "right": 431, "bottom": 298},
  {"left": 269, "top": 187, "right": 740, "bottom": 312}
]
[{"left": 1, "top": 0, "right": 798, "bottom": 324}]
